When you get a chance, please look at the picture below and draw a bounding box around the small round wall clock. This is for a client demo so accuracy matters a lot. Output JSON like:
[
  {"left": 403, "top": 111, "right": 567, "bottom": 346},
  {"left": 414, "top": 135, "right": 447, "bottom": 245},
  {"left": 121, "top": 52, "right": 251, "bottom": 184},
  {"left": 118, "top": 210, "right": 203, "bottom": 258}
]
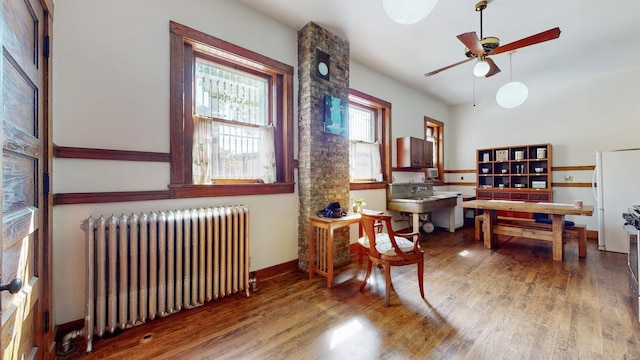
[
  {"left": 315, "top": 49, "right": 330, "bottom": 81},
  {"left": 317, "top": 61, "right": 329, "bottom": 77}
]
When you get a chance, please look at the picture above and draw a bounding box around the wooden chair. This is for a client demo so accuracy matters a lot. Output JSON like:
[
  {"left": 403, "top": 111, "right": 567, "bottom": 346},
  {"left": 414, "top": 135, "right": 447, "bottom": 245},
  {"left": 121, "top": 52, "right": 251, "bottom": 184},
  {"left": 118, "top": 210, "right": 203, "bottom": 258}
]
[
  {"left": 358, "top": 213, "right": 425, "bottom": 307},
  {"left": 357, "top": 218, "right": 383, "bottom": 263}
]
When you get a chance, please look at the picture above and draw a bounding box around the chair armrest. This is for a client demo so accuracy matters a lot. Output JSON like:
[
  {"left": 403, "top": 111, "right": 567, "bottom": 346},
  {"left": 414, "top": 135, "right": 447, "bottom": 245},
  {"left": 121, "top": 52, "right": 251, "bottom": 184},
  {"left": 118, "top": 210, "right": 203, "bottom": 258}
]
[
  {"left": 395, "top": 231, "right": 420, "bottom": 239},
  {"left": 394, "top": 231, "right": 422, "bottom": 253}
]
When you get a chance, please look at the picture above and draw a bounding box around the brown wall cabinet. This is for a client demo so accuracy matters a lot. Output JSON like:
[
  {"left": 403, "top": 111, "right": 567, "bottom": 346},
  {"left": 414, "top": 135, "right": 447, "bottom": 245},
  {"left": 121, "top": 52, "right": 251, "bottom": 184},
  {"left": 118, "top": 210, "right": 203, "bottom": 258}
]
[
  {"left": 476, "top": 143, "right": 552, "bottom": 216},
  {"left": 397, "top": 136, "right": 433, "bottom": 168}
]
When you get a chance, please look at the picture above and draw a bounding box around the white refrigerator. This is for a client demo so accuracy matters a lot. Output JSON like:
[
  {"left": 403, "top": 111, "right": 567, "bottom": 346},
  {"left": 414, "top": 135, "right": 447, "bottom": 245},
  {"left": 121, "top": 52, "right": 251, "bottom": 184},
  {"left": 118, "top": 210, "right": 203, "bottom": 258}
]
[{"left": 594, "top": 149, "right": 640, "bottom": 253}]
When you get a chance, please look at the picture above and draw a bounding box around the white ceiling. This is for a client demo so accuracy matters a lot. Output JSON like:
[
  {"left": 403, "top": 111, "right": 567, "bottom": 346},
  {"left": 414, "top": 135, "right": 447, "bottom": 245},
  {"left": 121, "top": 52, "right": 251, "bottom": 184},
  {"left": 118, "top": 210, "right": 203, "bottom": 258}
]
[{"left": 238, "top": 0, "right": 640, "bottom": 106}]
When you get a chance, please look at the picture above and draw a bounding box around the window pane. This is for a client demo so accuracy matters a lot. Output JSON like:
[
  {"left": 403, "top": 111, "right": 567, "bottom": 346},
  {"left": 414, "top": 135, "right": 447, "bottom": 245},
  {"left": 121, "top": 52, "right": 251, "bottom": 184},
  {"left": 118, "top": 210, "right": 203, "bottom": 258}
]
[
  {"left": 350, "top": 141, "right": 381, "bottom": 181},
  {"left": 193, "top": 117, "right": 275, "bottom": 183},
  {"left": 348, "top": 104, "right": 375, "bottom": 142},
  {"left": 195, "top": 59, "right": 268, "bottom": 125}
]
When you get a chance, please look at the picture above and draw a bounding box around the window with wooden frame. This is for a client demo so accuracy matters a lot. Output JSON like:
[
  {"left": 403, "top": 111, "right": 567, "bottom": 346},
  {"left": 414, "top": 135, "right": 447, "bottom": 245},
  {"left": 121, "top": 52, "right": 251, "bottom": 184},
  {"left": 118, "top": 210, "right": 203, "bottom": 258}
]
[
  {"left": 348, "top": 89, "right": 391, "bottom": 190},
  {"left": 169, "top": 21, "right": 294, "bottom": 198},
  {"left": 425, "top": 117, "right": 444, "bottom": 182}
]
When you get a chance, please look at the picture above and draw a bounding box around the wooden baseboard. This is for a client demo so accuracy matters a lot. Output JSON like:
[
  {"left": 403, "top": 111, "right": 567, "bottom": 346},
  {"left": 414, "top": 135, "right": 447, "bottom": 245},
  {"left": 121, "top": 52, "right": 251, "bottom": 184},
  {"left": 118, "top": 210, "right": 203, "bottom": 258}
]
[
  {"left": 350, "top": 242, "right": 361, "bottom": 255},
  {"left": 55, "top": 258, "right": 302, "bottom": 351},
  {"left": 254, "top": 259, "right": 300, "bottom": 281}
]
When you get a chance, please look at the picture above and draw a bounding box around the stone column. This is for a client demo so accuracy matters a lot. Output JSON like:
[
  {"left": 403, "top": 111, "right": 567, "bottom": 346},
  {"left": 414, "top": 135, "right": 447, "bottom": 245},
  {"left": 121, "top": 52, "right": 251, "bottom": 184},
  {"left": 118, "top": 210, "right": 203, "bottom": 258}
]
[{"left": 297, "top": 22, "right": 350, "bottom": 272}]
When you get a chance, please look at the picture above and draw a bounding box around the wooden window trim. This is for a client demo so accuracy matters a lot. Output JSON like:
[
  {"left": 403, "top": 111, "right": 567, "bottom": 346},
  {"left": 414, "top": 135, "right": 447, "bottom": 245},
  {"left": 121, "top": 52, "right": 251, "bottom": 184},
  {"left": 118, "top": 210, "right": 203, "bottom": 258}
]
[
  {"left": 348, "top": 88, "right": 392, "bottom": 190},
  {"left": 425, "top": 117, "right": 444, "bottom": 183},
  {"left": 169, "top": 21, "right": 294, "bottom": 198}
]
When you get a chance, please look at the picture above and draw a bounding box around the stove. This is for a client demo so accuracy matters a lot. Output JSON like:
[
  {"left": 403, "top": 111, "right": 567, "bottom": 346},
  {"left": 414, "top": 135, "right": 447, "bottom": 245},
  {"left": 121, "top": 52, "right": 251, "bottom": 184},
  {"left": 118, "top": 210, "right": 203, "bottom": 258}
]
[
  {"left": 623, "top": 206, "right": 640, "bottom": 322},
  {"left": 623, "top": 205, "right": 640, "bottom": 228}
]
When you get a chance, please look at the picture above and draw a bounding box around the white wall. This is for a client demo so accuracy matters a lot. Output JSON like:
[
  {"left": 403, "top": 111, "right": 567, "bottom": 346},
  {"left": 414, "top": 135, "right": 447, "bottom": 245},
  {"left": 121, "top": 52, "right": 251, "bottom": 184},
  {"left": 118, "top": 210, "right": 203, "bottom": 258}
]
[
  {"left": 448, "top": 65, "right": 640, "bottom": 228},
  {"left": 52, "top": 0, "right": 447, "bottom": 324},
  {"left": 52, "top": 0, "right": 301, "bottom": 325}
]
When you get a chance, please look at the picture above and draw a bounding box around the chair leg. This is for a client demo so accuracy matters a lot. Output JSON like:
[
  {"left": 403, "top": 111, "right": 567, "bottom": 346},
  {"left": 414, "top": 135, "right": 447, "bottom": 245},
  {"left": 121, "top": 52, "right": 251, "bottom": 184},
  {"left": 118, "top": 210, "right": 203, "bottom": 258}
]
[
  {"left": 417, "top": 260, "right": 424, "bottom": 299},
  {"left": 384, "top": 263, "right": 392, "bottom": 307},
  {"left": 360, "top": 259, "right": 373, "bottom": 291}
]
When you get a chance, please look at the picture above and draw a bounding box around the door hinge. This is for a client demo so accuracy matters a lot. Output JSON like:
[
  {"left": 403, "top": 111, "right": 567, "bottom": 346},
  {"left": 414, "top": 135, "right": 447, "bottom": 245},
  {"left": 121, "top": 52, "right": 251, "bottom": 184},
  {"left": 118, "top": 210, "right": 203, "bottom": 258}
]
[
  {"left": 43, "top": 35, "right": 50, "bottom": 58},
  {"left": 43, "top": 172, "right": 50, "bottom": 196},
  {"left": 44, "top": 310, "right": 50, "bottom": 332}
]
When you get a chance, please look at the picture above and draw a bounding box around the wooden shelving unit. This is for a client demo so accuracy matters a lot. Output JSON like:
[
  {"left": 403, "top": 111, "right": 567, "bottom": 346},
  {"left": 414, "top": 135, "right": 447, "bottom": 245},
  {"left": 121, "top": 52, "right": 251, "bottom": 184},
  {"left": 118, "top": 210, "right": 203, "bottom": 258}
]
[{"left": 476, "top": 144, "right": 552, "bottom": 216}]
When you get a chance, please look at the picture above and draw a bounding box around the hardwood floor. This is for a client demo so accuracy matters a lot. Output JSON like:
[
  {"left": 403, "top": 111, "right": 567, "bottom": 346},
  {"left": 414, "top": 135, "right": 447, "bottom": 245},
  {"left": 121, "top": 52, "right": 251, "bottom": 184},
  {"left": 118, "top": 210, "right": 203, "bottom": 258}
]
[{"left": 64, "top": 225, "right": 640, "bottom": 359}]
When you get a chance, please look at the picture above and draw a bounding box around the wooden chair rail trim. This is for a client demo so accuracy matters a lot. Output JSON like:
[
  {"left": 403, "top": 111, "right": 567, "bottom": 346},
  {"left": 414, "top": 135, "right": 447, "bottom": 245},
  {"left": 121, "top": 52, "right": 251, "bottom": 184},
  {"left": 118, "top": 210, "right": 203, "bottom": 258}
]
[
  {"left": 54, "top": 145, "right": 170, "bottom": 162},
  {"left": 552, "top": 165, "right": 595, "bottom": 171},
  {"left": 54, "top": 182, "right": 296, "bottom": 205},
  {"left": 445, "top": 169, "right": 475, "bottom": 174},
  {"left": 553, "top": 182, "right": 593, "bottom": 188},
  {"left": 54, "top": 190, "right": 171, "bottom": 205},
  {"left": 350, "top": 182, "right": 388, "bottom": 190}
]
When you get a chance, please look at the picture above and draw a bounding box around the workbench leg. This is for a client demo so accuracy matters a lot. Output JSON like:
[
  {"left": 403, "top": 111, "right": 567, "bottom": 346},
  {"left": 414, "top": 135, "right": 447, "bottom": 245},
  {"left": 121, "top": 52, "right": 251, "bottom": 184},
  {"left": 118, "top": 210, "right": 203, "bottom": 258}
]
[
  {"left": 578, "top": 227, "right": 587, "bottom": 258},
  {"left": 483, "top": 211, "right": 498, "bottom": 249},
  {"left": 552, "top": 214, "right": 565, "bottom": 262}
]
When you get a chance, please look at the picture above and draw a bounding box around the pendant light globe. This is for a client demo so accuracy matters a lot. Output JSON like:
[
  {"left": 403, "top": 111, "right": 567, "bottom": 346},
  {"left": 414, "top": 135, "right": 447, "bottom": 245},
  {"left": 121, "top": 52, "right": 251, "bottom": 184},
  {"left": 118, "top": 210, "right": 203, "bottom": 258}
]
[
  {"left": 473, "top": 60, "right": 490, "bottom": 77},
  {"left": 496, "top": 81, "right": 529, "bottom": 108},
  {"left": 383, "top": 0, "right": 439, "bottom": 25}
]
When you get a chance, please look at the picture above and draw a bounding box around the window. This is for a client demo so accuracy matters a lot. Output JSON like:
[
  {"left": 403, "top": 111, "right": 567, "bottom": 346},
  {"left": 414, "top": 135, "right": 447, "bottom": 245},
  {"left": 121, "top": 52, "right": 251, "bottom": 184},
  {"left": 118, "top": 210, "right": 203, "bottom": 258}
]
[
  {"left": 193, "top": 59, "right": 274, "bottom": 183},
  {"left": 424, "top": 117, "right": 444, "bottom": 182},
  {"left": 349, "top": 103, "right": 380, "bottom": 181},
  {"left": 169, "top": 21, "right": 294, "bottom": 198},
  {"left": 348, "top": 89, "right": 391, "bottom": 189}
]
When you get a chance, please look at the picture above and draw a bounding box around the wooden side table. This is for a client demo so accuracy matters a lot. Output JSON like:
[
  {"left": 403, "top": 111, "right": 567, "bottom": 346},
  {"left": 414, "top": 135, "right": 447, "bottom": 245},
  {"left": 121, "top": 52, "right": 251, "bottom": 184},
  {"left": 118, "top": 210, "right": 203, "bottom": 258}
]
[{"left": 308, "top": 213, "right": 362, "bottom": 288}]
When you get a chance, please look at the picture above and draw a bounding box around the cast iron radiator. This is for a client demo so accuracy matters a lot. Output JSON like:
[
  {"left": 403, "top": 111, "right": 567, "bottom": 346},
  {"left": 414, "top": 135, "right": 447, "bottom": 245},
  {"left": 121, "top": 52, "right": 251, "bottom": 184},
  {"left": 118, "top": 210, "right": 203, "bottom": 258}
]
[{"left": 80, "top": 206, "right": 250, "bottom": 352}]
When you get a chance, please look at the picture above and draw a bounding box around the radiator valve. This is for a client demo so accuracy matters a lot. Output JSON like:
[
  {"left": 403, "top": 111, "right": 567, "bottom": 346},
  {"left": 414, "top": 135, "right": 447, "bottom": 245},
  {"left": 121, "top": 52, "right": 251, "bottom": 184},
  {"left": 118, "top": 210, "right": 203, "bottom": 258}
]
[
  {"left": 249, "top": 271, "right": 258, "bottom": 292},
  {"left": 57, "top": 329, "right": 83, "bottom": 356}
]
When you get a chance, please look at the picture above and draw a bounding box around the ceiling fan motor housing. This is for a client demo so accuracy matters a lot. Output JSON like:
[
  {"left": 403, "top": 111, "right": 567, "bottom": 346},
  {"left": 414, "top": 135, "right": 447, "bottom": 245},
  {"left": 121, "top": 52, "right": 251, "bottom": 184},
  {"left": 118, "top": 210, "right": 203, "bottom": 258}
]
[{"left": 464, "top": 37, "right": 500, "bottom": 58}]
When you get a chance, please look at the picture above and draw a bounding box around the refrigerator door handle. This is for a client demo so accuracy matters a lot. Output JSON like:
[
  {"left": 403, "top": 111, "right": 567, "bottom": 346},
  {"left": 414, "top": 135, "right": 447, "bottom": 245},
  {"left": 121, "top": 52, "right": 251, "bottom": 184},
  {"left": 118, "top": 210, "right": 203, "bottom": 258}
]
[
  {"left": 592, "top": 168, "right": 598, "bottom": 203},
  {"left": 595, "top": 151, "right": 606, "bottom": 250}
]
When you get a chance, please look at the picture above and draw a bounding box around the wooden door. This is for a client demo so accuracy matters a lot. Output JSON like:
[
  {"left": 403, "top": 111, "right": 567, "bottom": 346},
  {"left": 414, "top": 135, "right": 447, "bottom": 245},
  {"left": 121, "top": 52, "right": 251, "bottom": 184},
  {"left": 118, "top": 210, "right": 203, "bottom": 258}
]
[{"left": 1, "top": 0, "right": 51, "bottom": 358}]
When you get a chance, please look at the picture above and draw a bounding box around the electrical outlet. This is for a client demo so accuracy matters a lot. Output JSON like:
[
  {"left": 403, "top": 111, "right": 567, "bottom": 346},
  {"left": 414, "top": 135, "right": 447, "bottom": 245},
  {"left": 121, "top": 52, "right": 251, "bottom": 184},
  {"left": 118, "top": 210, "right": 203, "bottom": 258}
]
[{"left": 564, "top": 175, "right": 573, "bottom": 181}]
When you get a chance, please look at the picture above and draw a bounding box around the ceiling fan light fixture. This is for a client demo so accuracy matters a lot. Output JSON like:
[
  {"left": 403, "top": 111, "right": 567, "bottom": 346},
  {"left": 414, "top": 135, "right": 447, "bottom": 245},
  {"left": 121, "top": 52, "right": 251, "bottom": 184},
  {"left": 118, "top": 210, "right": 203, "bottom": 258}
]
[
  {"left": 383, "top": 0, "right": 439, "bottom": 25},
  {"left": 496, "top": 81, "right": 529, "bottom": 108},
  {"left": 473, "top": 60, "right": 490, "bottom": 77}
]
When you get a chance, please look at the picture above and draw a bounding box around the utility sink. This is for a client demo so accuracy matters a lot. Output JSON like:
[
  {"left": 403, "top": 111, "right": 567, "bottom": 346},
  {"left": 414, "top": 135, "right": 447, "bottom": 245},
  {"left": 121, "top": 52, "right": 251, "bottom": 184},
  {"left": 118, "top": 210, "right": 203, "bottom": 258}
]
[
  {"left": 387, "top": 183, "right": 460, "bottom": 233},
  {"left": 387, "top": 195, "right": 457, "bottom": 214}
]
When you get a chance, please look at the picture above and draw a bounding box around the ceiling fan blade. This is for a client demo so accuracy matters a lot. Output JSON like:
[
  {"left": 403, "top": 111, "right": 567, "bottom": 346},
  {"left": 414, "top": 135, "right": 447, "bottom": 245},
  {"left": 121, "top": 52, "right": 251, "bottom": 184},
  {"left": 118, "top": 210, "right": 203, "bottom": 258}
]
[
  {"left": 484, "top": 57, "right": 501, "bottom": 77},
  {"left": 457, "top": 32, "right": 485, "bottom": 55},
  {"left": 424, "top": 58, "right": 474, "bottom": 77},
  {"left": 490, "top": 27, "right": 561, "bottom": 55}
]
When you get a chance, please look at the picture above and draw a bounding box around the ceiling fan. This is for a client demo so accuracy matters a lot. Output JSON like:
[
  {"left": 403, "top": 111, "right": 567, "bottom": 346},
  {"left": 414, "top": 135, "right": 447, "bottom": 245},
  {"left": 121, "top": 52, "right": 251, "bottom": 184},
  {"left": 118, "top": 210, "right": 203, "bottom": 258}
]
[{"left": 424, "top": 1, "right": 561, "bottom": 78}]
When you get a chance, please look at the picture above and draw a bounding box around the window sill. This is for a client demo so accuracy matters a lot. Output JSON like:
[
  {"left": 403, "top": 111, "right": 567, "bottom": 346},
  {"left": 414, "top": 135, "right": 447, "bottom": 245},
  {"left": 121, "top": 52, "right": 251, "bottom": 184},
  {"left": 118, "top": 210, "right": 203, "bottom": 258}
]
[
  {"left": 169, "top": 182, "right": 295, "bottom": 198},
  {"left": 350, "top": 182, "right": 388, "bottom": 190}
]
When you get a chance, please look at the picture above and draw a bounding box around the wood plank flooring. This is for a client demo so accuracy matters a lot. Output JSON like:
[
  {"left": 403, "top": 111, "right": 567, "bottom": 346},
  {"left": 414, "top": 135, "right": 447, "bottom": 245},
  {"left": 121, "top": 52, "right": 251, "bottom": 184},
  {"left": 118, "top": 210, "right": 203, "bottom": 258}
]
[{"left": 64, "top": 225, "right": 640, "bottom": 359}]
